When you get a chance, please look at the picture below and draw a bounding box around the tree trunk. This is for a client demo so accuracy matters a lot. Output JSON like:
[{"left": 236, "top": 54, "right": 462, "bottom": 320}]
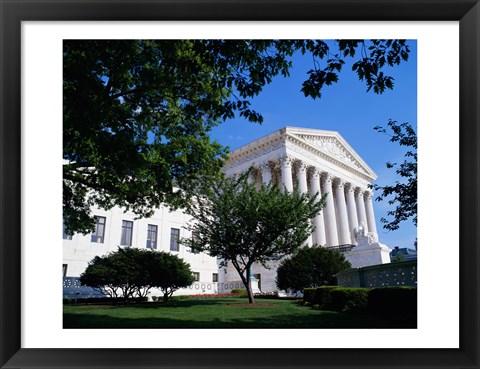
[
  {"left": 246, "top": 267, "right": 255, "bottom": 304},
  {"left": 232, "top": 261, "right": 255, "bottom": 304}
]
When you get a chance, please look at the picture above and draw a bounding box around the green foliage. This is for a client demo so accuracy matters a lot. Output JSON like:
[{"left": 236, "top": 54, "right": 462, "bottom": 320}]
[
  {"left": 328, "top": 288, "right": 369, "bottom": 312},
  {"left": 304, "top": 286, "right": 417, "bottom": 316},
  {"left": 371, "top": 119, "right": 417, "bottom": 230},
  {"left": 313, "top": 286, "right": 340, "bottom": 308},
  {"left": 302, "top": 288, "right": 317, "bottom": 304},
  {"left": 276, "top": 245, "right": 351, "bottom": 293},
  {"left": 148, "top": 251, "right": 196, "bottom": 301},
  {"left": 183, "top": 170, "right": 325, "bottom": 303},
  {"left": 367, "top": 287, "right": 417, "bottom": 316},
  {"left": 80, "top": 248, "right": 194, "bottom": 302},
  {"left": 231, "top": 288, "right": 247, "bottom": 295},
  {"left": 63, "top": 40, "right": 410, "bottom": 234},
  {"left": 303, "top": 286, "right": 339, "bottom": 305}
]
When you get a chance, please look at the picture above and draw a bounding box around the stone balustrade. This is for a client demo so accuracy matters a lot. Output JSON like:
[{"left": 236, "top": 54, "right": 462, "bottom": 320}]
[{"left": 335, "top": 260, "right": 417, "bottom": 288}]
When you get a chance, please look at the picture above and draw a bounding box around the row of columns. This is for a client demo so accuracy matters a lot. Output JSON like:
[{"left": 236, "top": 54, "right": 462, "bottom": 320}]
[{"left": 249, "top": 156, "right": 378, "bottom": 247}]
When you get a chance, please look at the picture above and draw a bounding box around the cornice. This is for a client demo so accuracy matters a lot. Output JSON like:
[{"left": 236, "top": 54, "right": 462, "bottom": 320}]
[
  {"left": 223, "top": 126, "right": 377, "bottom": 183},
  {"left": 285, "top": 128, "right": 377, "bottom": 179},
  {"left": 284, "top": 134, "right": 376, "bottom": 183}
]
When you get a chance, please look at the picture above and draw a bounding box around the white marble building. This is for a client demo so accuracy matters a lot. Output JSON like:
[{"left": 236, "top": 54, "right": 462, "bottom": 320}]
[
  {"left": 63, "top": 205, "right": 222, "bottom": 296},
  {"left": 220, "top": 126, "right": 391, "bottom": 292},
  {"left": 63, "top": 126, "right": 390, "bottom": 296}
]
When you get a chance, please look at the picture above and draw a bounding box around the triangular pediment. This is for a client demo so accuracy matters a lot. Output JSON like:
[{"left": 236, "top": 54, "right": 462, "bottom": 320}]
[{"left": 286, "top": 127, "right": 376, "bottom": 179}]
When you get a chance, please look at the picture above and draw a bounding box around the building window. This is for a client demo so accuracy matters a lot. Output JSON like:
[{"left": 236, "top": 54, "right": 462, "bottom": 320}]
[
  {"left": 121, "top": 220, "right": 133, "bottom": 246},
  {"left": 190, "top": 231, "right": 199, "bottom": 254},
  {"left": 62, "top": 223, "right": 72, "bottom": 240},
  {"left": 146, "top": 224, "right": 158, "bottom": 249},
  {"left": 212, "top": 273, "right": 218, "bottom": 282},
  {"left": 63, "top": 264, "right": 68, "bottom": 277},
  {"left": 91, "top": 216, "right": 106, "bottom": 243},
  {"left": 170, "top": 228, "right": 180, "bottom": 251},
  {"left": 192, "top": 272, "right": 200, "bottom": 282}
]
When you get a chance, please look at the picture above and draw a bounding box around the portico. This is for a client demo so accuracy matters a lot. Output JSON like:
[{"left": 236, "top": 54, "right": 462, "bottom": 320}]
[
  {"left": 241, "top": 156, "right": 377, "bottom": 247},
  {"left": 223, "top": 126, "right": 380, "bottom": 248},
  {"left": 221, "top": 126, "right": 391, "bottom": 292}
]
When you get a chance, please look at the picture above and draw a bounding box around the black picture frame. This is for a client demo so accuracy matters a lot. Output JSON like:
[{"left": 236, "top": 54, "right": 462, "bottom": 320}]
[{"left": 1, "top": 0, "right": 478, "bottom": 368}]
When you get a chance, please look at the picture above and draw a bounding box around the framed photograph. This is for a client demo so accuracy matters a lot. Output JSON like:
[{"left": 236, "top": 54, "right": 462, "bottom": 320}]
[{"left": 1, "top": 0, "right": 478, "bottom": 368}]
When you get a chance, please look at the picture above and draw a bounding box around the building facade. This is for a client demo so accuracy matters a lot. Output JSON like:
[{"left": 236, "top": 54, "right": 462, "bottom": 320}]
[
  {"left": 63, "top": 205, "right": 221, "bottom": 296},
  {"left": 220, "top": 127, "right": 391, "bottom": 292},
  {"left": 63, "top": 126, "right": 391, "bottom": 297}
]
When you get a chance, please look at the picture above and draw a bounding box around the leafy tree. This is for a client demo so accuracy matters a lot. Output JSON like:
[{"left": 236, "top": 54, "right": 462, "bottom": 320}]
[
  {"left": 148, "top": 251, "right": 195, "bottom": 302},
  {"left": 371, "top": 120, "right": 417, "bottom": 231},
  {"left": 79, "top": 247, "right": 194, "bottom": 302},
  {"left": 80, "top": 247, "right": 145, "bottom": 301},
  {"left": 64, "top": 40, "right": 411, "bottom": 234},
  {"left": 276, "top": 245, "right": 351, "bottom": 293},
  {"left": 182, "top": 171, "right": 326, "bottom": 303}
]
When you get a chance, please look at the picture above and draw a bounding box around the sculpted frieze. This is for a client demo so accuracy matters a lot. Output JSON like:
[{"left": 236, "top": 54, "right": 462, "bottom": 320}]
[
  {"left": 299, "top": 135, "right": 363, "bottom": 170},
  {"left": 284, "top": 140, "right": 372, "bottom": 182},
  {"left": 224, "top": 131, "right": 374, "bottom": 184}
]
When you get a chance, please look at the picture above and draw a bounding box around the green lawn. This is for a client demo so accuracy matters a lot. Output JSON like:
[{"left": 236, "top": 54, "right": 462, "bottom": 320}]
[{"left": 63, "top": 297, "right": 416, "bottom": 329}]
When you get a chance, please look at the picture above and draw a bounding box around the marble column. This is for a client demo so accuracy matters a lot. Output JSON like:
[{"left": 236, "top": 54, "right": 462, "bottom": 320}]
[
  {"left": 355, "top": 188, "right": 368, "bottom": 232},
  {"left": 334, "top": 179, "right": 351, "bottom": 245},
  {"left": 322, "top": 173, "right": 339, "bottom": 246},
  {"left": 261, "top": 162, "right": 272, "bottom": 185},
  {"left": 345, "top": 183, "right": 359, "bottom": 243},
  {"left": 309, "top": 168, "right": 326, "bottom": 246},
  {"left": 364, "top": 191, "right": 378, "bottom": 236},
  {"left": 296, "top": 162, "right": 308, "bottom": 193},
  {"left": 296, "top": 162, "right": 312, "bottom": 245},
  {"left": 280, "top": 155, "right": 294, "bottom": 193}
]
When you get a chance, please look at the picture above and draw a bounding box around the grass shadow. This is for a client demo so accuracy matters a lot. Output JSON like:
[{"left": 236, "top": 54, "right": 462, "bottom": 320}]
[{"left": 64, "top": 298, "right": 416, "bottom": 329}]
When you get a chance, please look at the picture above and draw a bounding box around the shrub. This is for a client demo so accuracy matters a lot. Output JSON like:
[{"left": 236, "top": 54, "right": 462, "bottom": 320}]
[
  {"left": 314, "top": 286, "right": 340, "bottom": 308},
  {"left": 80, "top": 248, "right": 195, "bottom": 302},
  {"left": 303, "top": 288, "right": 317, "bottom": 303},
  {"left": 328, "top": 288, "right": 369, "bottom": 312},
  {"left": 367, "top": 287, "right": 417, "bottom": 316},
  {"left": 303, "top": 286, "right": 367, "bottom": 312},
  {"left": 151, "top": 296, "right": 159, "bottom": 302},
  {"left": 303, "top": 286, "right": 339, "bottom": 306},
  {"left": 276, "top": 245, "right": 351, "bottom": 293},
  {"left": 231, "top": 288, "right": 247, "bottom": 295},
  {"left": 302, "top": 286, "right": 417, "bottom": 316}
]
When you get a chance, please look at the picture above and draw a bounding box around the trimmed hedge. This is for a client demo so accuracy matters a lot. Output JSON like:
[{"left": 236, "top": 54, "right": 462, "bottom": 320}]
[
  {"left": 303, "top": 288, "right": 317, "bottom": 304},
  {"left": 303, "top": 286, "right": 417, "bottom": 315},
  {"left": 329, "top": 288, "right": 369, "bottom": 312},
  {"left": 304, "top": 286, "right": 339, "bottom": 306}
]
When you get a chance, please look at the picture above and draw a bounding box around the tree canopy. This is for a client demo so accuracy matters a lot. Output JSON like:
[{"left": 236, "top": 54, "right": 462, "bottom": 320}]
[
  {"left": 371, "top": 119, "right": 417, "bottom": 231},
  {"left": 182, "top": 171, "right": 326, "bottom": 303},
  {"left": 64, "top": 39, "right": 410, "bottom": 234},
  {"left": 79, "top": 247, "right": 194, "bottom": 302},
  {"left": 276, "top": 245, "right": 351, "bottom": 293}
]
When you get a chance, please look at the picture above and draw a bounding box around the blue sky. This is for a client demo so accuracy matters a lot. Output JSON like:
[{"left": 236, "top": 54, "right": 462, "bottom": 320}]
[{"left": 210, "top": 40, "right": 417, "bottom": 249}]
